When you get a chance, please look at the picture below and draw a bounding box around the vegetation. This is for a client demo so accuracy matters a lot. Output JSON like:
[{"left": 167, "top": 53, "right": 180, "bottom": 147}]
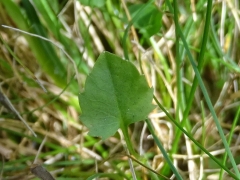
[{"left": 0, "top": 0, "right": 240, "bottom": 179}]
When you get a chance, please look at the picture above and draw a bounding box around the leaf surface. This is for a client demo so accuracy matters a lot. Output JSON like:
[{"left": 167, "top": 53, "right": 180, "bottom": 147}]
[
  {"left": 79, "top": 52, "right": 154, "bottom": 139},
  {"left": 128, "top": 3, "right": 162, "bottom": 37}
]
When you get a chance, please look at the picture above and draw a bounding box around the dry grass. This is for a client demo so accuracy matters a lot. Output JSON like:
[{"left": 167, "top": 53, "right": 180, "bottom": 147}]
[{"left": 0, "top": 0, "right": 240, "bottom": 180}]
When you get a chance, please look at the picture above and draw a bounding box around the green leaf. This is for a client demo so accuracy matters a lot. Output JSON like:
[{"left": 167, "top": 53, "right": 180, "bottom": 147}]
[
  {"left": 79, "top": 52, "right": 154, "bottom": 140},
  {"left": 78, "top": 0, "right": 105, "bottom": 8},
  {"left": 128, "top": 3, "right": 162, "bottom": 37}
]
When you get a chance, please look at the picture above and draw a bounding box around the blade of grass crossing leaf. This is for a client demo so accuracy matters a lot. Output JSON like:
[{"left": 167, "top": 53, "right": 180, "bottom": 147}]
[
  {"left": 219, "top": 107, "right": 240, "bottom": 179},
  {"left": 146, "top": 119, "right": 183, "bottom": 180}
]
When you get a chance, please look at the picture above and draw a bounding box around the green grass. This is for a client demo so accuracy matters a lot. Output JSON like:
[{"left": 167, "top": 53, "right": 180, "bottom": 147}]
[{"left": 0, "top": 0, "right": 240, "bottom": 179}]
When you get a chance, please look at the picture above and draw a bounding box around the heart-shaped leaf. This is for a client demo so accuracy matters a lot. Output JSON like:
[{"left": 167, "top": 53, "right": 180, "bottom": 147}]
[{"left": 79, "top": 52, "right": 155, "bottom": 140}]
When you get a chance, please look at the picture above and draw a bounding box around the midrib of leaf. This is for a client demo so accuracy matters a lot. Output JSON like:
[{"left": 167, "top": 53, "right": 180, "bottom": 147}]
[{"left": 106, "top": 59, "right": 137, "bottom": 156}]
